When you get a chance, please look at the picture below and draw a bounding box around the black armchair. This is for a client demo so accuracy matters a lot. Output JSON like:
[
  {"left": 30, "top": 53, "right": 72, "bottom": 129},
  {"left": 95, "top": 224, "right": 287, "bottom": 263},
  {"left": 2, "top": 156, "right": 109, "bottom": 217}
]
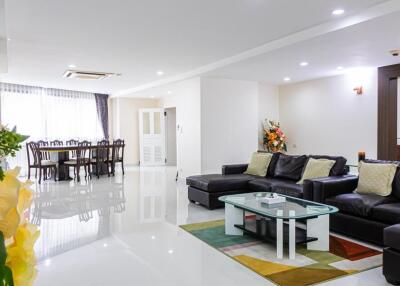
[{"left": 384, "top": 224, "right": 400, "bottom": 285}]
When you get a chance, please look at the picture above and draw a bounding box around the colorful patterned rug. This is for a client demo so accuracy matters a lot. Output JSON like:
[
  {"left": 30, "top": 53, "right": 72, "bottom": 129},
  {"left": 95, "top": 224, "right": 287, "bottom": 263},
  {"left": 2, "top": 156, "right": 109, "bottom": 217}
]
[{"left": 180, "top": 219, "right": 382, "bottom": 286}]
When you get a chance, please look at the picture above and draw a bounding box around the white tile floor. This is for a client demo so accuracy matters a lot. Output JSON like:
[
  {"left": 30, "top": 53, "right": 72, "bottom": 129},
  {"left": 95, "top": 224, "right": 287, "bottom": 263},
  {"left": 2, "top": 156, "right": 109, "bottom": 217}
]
[{"left": 31, "top": 166, "right": 390, "bottom": 286}]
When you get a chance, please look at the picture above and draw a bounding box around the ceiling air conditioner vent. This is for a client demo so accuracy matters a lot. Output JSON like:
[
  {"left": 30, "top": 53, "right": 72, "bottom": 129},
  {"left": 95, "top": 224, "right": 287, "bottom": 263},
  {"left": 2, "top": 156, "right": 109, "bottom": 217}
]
[{"left": 63, "top": 70, "right": 119, "bottom": 80}]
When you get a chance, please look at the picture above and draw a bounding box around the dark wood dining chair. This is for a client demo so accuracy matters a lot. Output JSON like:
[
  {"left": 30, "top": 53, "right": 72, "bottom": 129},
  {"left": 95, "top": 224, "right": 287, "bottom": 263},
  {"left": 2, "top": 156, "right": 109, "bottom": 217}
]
[
  {"left": 66, "top": 139, "right": 79, "bottom": 159},
  {"left": 64, "top": 140, "right": 92, "bottom": 182},
  {"left": 37, "top": 140, "right": 50, "bottom": 160},
  {"left": 90, "top": 140, "right": 110, "bottom": 178},
  {"left": 26, "top": 141, "right": 57, "bottom": 184},
  {"left": 111, "top": 139, "right": 125, "bottom": 175},
  {"left": 50, "top": 140, "right": 63, "bottom": 146}
]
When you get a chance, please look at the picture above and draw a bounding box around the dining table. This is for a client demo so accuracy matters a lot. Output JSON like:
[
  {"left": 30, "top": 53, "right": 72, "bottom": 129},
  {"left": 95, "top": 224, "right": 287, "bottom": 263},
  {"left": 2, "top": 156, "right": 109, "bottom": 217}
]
[{"left": 38, "top": 144, "right": 114, "bottom": 180}]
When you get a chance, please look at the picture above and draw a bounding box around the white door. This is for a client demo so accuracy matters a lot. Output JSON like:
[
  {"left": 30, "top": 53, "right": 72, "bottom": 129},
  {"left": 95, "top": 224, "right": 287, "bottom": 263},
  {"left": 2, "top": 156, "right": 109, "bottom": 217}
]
[{"left": 139, "top": 108, "right": 166, "bottom": 166}]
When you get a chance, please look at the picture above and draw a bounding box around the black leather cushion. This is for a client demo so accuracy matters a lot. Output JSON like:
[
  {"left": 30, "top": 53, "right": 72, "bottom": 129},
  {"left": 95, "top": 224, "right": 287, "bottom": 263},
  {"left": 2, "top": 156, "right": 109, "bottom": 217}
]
[
  {"left": 267, "top": 152, "right": 281, "bottom": 177},
  {"left": 248, "top": 179, "right": 273, "bottom": 192},
  {"left": 364, "top": 159, "right": 400, "bottom": 200},
  {"left": 186, "top": 174, "right": 256, "bottom": 192},
  {"left": 372, "top": 203, "right": 400, "bottom": 224},
  {"left": 309, "top": 155, "right": 347, "bottom": 176},
  {"left": 271, "top": 182, "right": 303, "bottom": 198},
  {"left": 326, "top": 193, "right": 396, "bottom": 217},
  {"left": 273, "top": 154, "right": 307, "bottom": 181},
  {"left": 248, "top": 178, "right": 303, "bottom": 198},
  {"left": 384, "top": 224, "right": 400, "bottom": 249}
]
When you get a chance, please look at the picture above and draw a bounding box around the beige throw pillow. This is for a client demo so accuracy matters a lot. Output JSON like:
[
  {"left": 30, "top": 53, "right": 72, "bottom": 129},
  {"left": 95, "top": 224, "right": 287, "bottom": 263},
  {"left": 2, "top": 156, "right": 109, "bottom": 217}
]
[
  {"left": 297, "top": 158, "right": 335, "bottom": 184},
  {"left": 356, "top": 162, "right": 397, "bottom": 196},
  {"left": 244, "top": 152, "right": 273, "bottom": 177}
]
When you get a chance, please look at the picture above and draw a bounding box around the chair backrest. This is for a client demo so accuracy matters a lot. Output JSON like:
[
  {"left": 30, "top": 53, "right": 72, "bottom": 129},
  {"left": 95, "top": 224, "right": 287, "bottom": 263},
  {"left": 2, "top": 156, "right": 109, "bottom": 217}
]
[
  {"left": 96, "top": 140, "right": 109, "bottom": 162},
  {"left": 36, "top": 140, "right": 49, "bottom": 160},
  {"left": 77, "top": 140, "right": 92, "bottom": 163},
  {"left": 26, "top": 141, "right": 41, "bottom": 166},
  {"left": 66, "top": 139, "right": 79, "bottom": 157},
  {"left": 112, "top": 139, "right": 125, "bottom": 161},
  {"left": 50, "top": 140, "right": 63, "bottom": 146},
  {"left": 66, "top": 139, "right": 79, "bottom": 146}
]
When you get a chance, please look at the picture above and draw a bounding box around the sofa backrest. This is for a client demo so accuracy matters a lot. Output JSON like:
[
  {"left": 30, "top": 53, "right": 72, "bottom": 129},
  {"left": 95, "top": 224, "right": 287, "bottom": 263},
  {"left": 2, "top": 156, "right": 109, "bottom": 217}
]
[
  {"left": 309, "top": 155, "right": 347, "bottom": 176},
  {"left": 258, "top": 152, "right": 348, "bottom": 180},
  {"left": 364, "top": 159, "right": 400, "bottom": 200},
  {"left": 273, "top": 153, "right": 308, "bottom": 181}
]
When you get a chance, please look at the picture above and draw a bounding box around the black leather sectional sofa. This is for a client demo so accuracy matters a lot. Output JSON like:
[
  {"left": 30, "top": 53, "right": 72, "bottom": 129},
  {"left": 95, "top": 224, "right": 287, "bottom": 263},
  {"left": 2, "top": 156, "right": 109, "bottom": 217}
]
[
  {"left": 310, "top": 159, "right": 400, "bottom": 246},
  {"left": 186, "top": 153, "right": 349, "bottom": 209}
]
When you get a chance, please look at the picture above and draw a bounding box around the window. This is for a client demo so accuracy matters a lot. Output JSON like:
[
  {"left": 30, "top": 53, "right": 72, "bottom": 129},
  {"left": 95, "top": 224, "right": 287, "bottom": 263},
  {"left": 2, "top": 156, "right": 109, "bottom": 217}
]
[{"left": 0, "top": 83, "right": 104, "bottom": 175}]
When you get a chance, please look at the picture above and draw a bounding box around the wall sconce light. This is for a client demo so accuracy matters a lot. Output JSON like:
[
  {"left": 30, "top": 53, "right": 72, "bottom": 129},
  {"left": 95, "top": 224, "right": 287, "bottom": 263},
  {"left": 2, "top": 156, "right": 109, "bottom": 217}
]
[{"left": 353, "top": 86, "right": 363, "bottom": 95}]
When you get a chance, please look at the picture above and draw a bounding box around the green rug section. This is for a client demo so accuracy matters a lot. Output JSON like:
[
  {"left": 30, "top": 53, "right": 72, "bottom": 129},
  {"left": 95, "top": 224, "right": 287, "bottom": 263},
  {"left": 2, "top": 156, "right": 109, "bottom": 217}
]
[{"left": 182, "top": 224, "right": 257, "bottom": 248}]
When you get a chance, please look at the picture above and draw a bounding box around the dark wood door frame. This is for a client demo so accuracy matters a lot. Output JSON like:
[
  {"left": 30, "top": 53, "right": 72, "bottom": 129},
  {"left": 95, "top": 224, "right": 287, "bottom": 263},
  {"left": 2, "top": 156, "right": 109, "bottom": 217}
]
[{"left": 378, "top": 64, "right": 400, "bottom": 160}]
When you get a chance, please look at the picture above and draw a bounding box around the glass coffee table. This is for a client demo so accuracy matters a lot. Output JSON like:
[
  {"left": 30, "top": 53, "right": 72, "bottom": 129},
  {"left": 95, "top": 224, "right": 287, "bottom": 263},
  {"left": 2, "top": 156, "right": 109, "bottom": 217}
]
[{"left": 219, "top": 193, "right": 338, "bottom": 259}]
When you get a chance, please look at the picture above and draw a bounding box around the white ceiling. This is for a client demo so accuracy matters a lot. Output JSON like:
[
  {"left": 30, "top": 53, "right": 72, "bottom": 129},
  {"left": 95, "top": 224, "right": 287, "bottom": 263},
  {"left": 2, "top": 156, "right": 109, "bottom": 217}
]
[
  {"left": 0, "top": 0, "right": 393, "bottom": 95},
  {"left": 205, "top": 10, "right": 400, "bottom": 85}
]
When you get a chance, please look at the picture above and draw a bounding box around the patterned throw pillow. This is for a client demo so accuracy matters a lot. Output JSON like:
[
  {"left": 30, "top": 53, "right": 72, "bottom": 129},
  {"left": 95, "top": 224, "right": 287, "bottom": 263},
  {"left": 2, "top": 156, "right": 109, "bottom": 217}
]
[
  {"left": 297, "top": 158, "right": 335, "bottom": 184},
  {"left": 356, "top": 161, "right": 397, "bottom": 196},
  {"left": 244, "top": 152, "right": 273, "bottom": 177}
]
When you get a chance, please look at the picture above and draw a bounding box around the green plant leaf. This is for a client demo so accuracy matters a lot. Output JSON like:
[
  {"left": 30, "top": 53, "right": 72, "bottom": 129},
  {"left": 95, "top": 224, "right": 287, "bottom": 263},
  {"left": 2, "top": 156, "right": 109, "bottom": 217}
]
[
  {"left": 0, "top": 265, "right": 14, "bottom": 286},
  {"left": 0, "top": 232, "right": 13, "bottom": 286}
]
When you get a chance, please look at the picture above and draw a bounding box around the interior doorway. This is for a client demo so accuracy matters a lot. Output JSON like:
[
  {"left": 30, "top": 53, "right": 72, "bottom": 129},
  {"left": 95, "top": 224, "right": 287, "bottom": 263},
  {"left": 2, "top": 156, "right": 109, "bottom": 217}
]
[{"left": 165, "top": 107, "right": 177, "bottom": 166}]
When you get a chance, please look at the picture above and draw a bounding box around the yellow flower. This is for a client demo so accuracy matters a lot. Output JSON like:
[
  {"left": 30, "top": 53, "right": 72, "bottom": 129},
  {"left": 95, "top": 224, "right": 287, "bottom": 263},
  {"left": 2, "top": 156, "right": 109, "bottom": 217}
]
[
  {"left": 0, "top": 167, "right": 23, "bottom": 239},
  {"left": 6, "top": 223, "right": 40, "bottom": 286}
]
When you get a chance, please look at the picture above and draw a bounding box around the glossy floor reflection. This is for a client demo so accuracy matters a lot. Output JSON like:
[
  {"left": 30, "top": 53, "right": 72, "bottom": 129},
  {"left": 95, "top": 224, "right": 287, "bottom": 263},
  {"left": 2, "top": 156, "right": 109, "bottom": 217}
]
[{"left": 32, "top": 166, "right": 389, "bottom": 286}]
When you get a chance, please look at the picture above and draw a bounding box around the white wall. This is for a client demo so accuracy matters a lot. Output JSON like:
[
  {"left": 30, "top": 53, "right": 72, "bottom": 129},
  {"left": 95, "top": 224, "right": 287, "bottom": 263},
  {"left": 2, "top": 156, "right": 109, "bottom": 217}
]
[
  {"left": 279, "top": 69, "right": 377, "bottom": 165},
  {"left": 257, "top": 82, "right": 280, "bottom": 149},
  {"left": 161, "top": 77, "right": 201, "bottom": 178},
  {"left": 111, "top": 97, "right": 160, "bottom": 165},
  {"left": 200, "top": 77, "right": 259, "bottom": 174}
]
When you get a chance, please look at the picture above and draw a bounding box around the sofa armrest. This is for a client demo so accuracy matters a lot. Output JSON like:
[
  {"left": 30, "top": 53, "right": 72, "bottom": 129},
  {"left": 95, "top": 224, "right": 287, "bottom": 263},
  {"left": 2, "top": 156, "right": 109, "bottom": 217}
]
[
  {"left": 384, "top": 224, "right": 400, "bottom": 250},
  {"left": 306, "top": 175, "right": 358, "bottom": 203},
  {"left": 222, "top": 164, "right": 248, "bottom": 175}
]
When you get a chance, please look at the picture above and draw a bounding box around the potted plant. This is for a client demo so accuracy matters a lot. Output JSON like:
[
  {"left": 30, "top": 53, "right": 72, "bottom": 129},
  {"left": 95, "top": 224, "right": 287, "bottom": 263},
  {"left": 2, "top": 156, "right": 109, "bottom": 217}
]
[{"left": 263, "top": 119, "right": 287, "bottom": 153}]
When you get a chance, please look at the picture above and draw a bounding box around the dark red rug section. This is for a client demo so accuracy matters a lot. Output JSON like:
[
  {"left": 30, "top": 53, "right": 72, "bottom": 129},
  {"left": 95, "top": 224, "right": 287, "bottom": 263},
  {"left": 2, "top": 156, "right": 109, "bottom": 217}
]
[{"left": 329, "top": 236, "right": 381, "bottom": 261}]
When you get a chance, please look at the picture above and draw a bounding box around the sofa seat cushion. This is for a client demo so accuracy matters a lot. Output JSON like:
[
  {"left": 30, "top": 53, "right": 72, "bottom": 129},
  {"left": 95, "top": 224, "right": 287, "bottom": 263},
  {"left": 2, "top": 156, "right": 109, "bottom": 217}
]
[
  {"left": 186, "top": 174, "right": 256, "bottom": 192},
  {"left": 384, "top": 224, "right": 400, "bottom": 249},
  {"left": 372, "top": 203, "right": 400, "bottom": 224},
  {"left": 325, "top": 193, "right": 395, "bottom": 217},
  {"left": 271, "top": 182, "right": 303, "bottom": 198},
  {"left": 248, "top": 178, "right": 303, "bottom": 198}
]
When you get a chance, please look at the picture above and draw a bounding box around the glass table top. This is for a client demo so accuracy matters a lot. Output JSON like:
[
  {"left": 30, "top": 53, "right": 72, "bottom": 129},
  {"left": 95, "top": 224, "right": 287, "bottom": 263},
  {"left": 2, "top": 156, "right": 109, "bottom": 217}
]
[{"left": 219, "top": 192, "right": 338, "bottom": 219}]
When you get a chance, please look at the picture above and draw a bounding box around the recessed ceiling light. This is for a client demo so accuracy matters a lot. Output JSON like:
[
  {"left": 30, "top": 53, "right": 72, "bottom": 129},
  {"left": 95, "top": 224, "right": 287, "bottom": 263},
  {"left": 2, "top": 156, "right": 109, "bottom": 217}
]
[
  {"left": 68, "top": 64, "right": 77, "bottom": 69},
  {"left": 156, "top": 70, "right": 164, "bottom": 76},
  {"left": 167, "top": 91, "right": 172, "bottom": 94},
  {"left": 337, "top": 66, "right": 343, "bottom": 70},
  {"left": 151, "top": 235, "right": 156, "bottom": 240},
  {"left": 299, "top": 62, "right": 309, "bottom": 67},
  {"left": 150, "top": 95, "right": 155, "bottom": 98},
  {"left": 7, "top": 38, "right": 11, "bottom": 42},
  {"left": 168, "top": 249, "right": 174, "bottom": 254},
  {"left": 103, "top": 243, "right": 108, "bottom": 247},
  {"left": 332, "top": 9, "right": 345, "bottom": 15},
  {"left": 284, "top": 77, "right": 291, "bottom": 82}
]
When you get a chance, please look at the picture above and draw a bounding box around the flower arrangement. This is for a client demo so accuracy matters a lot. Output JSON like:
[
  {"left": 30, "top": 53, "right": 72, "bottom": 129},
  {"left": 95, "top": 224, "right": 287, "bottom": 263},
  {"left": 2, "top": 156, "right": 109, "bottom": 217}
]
[
  {"left": 263, "top": 119, "right": 287, "bottom": 153},
  {"left": 0, "top": 125, "right": 38, "bottom": 286}
]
